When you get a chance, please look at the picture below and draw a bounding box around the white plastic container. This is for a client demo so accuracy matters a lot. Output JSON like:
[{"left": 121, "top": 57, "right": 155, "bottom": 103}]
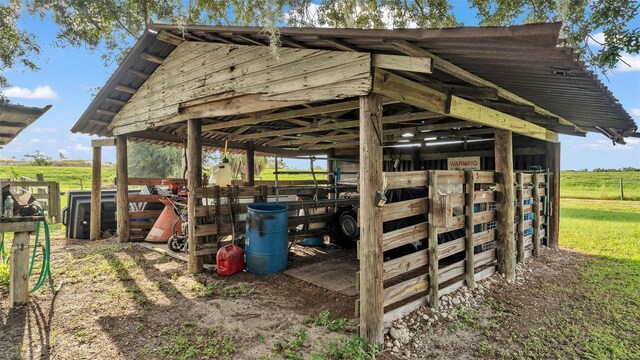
[{"left": 211, "top": 158, "right": 232, "bottom": 187}]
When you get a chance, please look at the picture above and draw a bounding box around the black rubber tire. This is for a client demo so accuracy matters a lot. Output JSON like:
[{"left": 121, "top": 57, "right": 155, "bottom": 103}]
[
  {"left": 330, "top": 207, "right": 359, "bottom": 248},
  {"left": 167, "top": 236, "right": 183, "bottom": 252}
]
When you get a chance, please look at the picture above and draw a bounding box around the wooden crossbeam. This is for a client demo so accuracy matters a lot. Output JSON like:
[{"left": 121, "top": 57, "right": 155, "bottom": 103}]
[
  {"left": 372, "top": 54, "right": 432, "bottom": 74},
  {"left": 105, "top": 98, "right": 127, "bottom": 107},
  {"left": 126, "top": 69, "right": 150, "bottom": 80},
  {"left": 372, "top": 68, "right": 559, "bottom": 142},
  {"left": 156, "top": 31, "right": 184, "bottom": 46},
  {"left": 114, "top": 85, "right": 137, "bottom": 94},
  {"left": 320, "top": 37, "right": 360, "bottom": 51},
  {"left": 388, "top": 39, "right": 586, "bottom": 133},
  {"left": 96, "top": 109, "right": 117, "bottom": 117},
  {"left": 140, "top": 52, "right": 164, "bottom": 64}
]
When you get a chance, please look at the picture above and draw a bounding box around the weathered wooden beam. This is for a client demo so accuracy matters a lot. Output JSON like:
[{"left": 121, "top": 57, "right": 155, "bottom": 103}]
[
  {"left": 358, "top": 93, "right": 384, "bottom": 346},
  {"left": 372, "top": 54, "right": 432, "bottom": 74},
  {"left": 9, "top": 231, "right": 30, "bottom": 307},
  {"left": 156, "top": 31, "right": 184, "bottom": 46},
  {"left": 115, "top": 135, "right": 129, "bottom": 243},
  {"left": 443, "top": 85, "right": 498, "bottom": 100},
  {"left": 494, "top": 130, "right": 516, "bottom": 281},
  {"left": 126, "top": 69, "right": 150, "bottom": 80},
  {"left": 96, "top": 109, "right": 118, "bottom": 117},
  {"left": 547, "top": 141, "right": 560, "bottom": 250},
  {"left": 449, "top": 96, "right": 558, "bottom": 142},
  {"left": 321, "top": 37, "right": 360, "bottom": 51},
  {"left": 532, "top": 172, "right": 541, "bottom": 257},
  {"left": 105, "top": 98, "right": 128, "bottom": 107},
  {"left": 246, "top": 141, "right": 255, "bottom": 186},
  {"left": 114, "top": 85, "right": 137, "bottom": 94},
  {"left": 187, "top": 119, "right": 204, "bottom": 274},
  {"left": 202, "top": 100, "right": 363, "bottom": 132},
  {"left": 235, "top": 34, "right": 266, "bottom": 46},
  {"left": 373, "top": 68, "right": 448, "bottom": 114},
  {"left": 140, "top": 52, "right": 164, "bottom": 64},
  {"left": 387, "top": 39, "right": 587, "bottom": 132}
]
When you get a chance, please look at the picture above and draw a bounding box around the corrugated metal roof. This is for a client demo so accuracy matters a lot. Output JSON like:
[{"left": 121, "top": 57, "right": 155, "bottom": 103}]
[
  {"left": 0, "top": 103, "right": 52, "bottom": 146},
  {"left": 72, "top": 22, "right": 636, "bottom": 144}
]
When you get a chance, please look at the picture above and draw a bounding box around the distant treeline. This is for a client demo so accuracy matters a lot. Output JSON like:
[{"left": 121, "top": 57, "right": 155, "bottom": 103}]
[{"left": 565, "top": 168, "right": 640, "bottom": 172}]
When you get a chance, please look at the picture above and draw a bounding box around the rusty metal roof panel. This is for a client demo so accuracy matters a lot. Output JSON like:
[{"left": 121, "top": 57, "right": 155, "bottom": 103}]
[
  {"left": 72, "top": 22, "right": 636, "bottom": 142},
  {"left": 0, "top": 103, "right": 52, "bottom": 146}
]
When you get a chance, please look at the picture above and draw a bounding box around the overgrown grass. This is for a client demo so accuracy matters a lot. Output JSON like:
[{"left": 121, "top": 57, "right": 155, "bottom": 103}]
[
  {"left": 0, "top": 261, "right": 9, "bottom": 293},
  {"left": 561, "top": 171, "right": 640, "bottom": 200},
  {"left": 155, "top": 324, "right": 238, "bottom": 360},
  {"left": 307, "top": 310, "right": 348, "bottom": 332}
]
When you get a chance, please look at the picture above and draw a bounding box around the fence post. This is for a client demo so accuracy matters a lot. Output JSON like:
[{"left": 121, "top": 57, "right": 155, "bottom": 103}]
[
  {"left": 532, "top": 173, "right": 541, "bottom": 257},
  {"left": 428, "top": 170, "right": 439, "bottom": 309},
  {"left": 620, "top": 177, "right": 624, "bottom": 200},
  {"left": 516, "top": 172, "right": 524, "bottom": 263},
  {"left": 464, "top": 170, "right": 475, "bottom": 289}
]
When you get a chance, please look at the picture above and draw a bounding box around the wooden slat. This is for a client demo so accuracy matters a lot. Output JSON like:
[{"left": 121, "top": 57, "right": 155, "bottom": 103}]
[
  {"left": 128, "top": 194, "right": 163, "bottom": 202},
  {"left": 440, "top": 279, "right": 464, "bottom": 296},
  {"left": 373, "top": 68, "right": 448, "bottom": 114},
  {"left": 383, "top": 274, "right": 428, "bottom": 308},
  {"left": 475, "top": 171, "right": 495, "bottom": 184},
  {"left": 129, "top": 210, "right": 162, "bottom": 219},
  {"left": 521, "top": 173, "right": 533, "bottom": 184},
  {"left": 382, "top": 221, "right": 429, "bottom": 252},
  {"left": 475, "top": 249, "right": 496, "bottom": 268},
  {"left": 532, "top": 173, "right": 541, "bottom": 257},
  {"left": 474, "top": 229, "right": 496, "bottom": 246},
  {"left": 437, "top": 236, "right": 465, "bottom": 259},
  {"left": 474, "top": 266, "right": 496, "bottom": 281},
  {"left": 438, "top": 259, "right": 465, "bottom": 285},
  {"left": 523, "top": 219, "right": 534, "bottom": 229},
  {"left": 383, "top": 251, "right": 428, "bottom": 281},
  {"left": 382, "top": 197, "right": 428, "bottom": 222},
  {"left": 383, "top": 298, "right": 427, "bottom": 324},
  {"left": 437, "top": 215, "right": 465, "bottom": 234},
  {"left": 436, "top": 171, "right": 465, "bottom": 184},
  {"left": 522, "top": 204, "right": 533, "bottom": 214},
  {"left": 516, "top": 172, "right": 525, "bottom": 264},
  {"left": 128, "top": 177, "right": 183, "bottom": 186},
  {"left": 522, "top": 189, "right": 533, "bottom": 198},
  {"left": 473, "top": 191, "right": 495, "bottom": 204},
  {"left": 372, "top": 54, "right": 432, "bottom": 74},
  {"left": 450, "top": 193, "right": 464, "bottom": 207},
  {"left": 464, "top": 170, "right": 475, "bottom": 289},
  {"left": 473, "top": 210, "right": 496, "bottom": 225},
  {"left": 383, "top": 171, "right": 428, "bottom": 190},
  {"left": 427, "top": 170, "right": 439, "bottom": 309}
]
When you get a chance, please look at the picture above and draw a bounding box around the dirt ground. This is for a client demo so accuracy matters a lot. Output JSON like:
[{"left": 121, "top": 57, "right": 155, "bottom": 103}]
[
  {"left": 0, "top": 237, "right": 358, "bottom": 359},
  {"left": 0, "top": 237, "right": 608, "bottom": 359}
]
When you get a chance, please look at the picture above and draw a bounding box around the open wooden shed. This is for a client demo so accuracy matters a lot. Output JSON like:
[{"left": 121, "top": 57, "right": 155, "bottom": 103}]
[{"left": 72, "top": 22, "right": 637, "bottom": 345}]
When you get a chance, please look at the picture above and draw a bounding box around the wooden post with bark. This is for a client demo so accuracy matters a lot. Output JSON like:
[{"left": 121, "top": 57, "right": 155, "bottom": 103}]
[
  {"left": 494, "top": 130, "right": 516, "bottom": 281},
  {"left": 464, "top": 170, "right": 475, "bottom": 289},
  {"left": 187, "top": 119, "right": 203, "bottom": 274},
  {"left": 115, "top": 135, "right": 129, "bottom": 243},
  {"left": 90, "top": 145, "right": 102, "bottom": 240},
  {"left": 546, "top": 141, "right": 560, "bottom": 250},
  {"left": 358, "top": 93, "right": 384, "bottom": 346}
]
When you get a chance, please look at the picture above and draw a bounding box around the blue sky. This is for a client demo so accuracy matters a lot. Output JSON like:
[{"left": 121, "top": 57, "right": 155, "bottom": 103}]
[{"left": 1, "top": 5, "right": 639, "bottom": 170}]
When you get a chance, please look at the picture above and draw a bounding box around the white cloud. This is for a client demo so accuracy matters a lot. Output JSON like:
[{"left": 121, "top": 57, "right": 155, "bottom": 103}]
[
  {"left": 631, "top": 108, "right": 640, "bottom": 118},
  {"left": 30, "top": 127, "right": 57, "bottom": 134},
  {"left": 616, "top": 53, "right": 640, "bottom": 72},
  {"left": 28, "top": 138, "right": 41, "bottom": 144},
  {"left": 2, "top": 85, "right": 58, "bottom": 100},
  {"left": 587, "top": 32, "right": 605, "bottom": 48},
  {"left": 69, "top": 143, "right": 92, "bottom": 152},
  {"left": 579, "top": 138, "right": 637, "bottom": 151}
]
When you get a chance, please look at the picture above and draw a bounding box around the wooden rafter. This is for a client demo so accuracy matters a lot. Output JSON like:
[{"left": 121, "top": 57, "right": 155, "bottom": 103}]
[
  {"left": 387, "top": 39, "right": 586, "bottom": 133},
  {"left": 140, "top": 52, "right": 164, "bottom": 64}
]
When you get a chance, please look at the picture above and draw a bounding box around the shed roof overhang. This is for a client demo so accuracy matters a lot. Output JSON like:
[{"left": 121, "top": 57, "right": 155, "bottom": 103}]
[
  {"left": 72, "top": 22, "right": 637, "bottom": 152},
  {"left": 0, "top": 102, "right": 52, "bottom": 146}
]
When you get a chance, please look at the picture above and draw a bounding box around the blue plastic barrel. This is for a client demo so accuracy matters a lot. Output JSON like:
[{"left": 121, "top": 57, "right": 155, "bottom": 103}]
[{"left": 245, "top": 203, "right": 289, "bottom": 274}]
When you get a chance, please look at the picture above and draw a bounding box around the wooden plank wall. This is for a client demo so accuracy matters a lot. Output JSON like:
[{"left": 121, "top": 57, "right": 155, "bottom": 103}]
[
  {"left": 379, "top": 170, "right": 551, "bottom": 324},
  {"left": 111, "top": 42, "right": 372, "bottom": 134}
]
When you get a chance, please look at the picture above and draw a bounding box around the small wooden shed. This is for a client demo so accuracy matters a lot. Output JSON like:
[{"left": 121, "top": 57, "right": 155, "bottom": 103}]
[{"left": 72, "top": 22, "right": 637, "bottom": 345}]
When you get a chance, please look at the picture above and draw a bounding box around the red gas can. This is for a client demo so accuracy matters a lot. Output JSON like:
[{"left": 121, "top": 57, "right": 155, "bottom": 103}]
[{"left": 216, "top": 244, "right": 245, "bottom": 276}]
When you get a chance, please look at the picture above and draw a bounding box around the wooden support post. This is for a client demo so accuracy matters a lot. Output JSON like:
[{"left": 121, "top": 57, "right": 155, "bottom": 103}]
[
  {"left": 10, "top": 232, "right": 30, "bottom": 307},
  {"left": 90, "top": 145, "right": 102, "bottom": 240},
  {"left": 532, "top": 173, "right": 541, "bottom": 257},
  {"left": 620, "top": 178, "right": 624, "bottom": 200},
  {"left": 515, "top": 172, "right": 525, "bottom": 263},
  {"left": 546, "top": 141, "right": 560, "bottom": 250},
  {"left": 187, "top": 119, "right": 203, "bottom": 274},
  {"left": 115, "top": 135, "right": 129, "bottom": 243},
  {"left": 428, "top": 170, "right": 439, "bottom": 309},
  {"left": 246, "top": 141, "right": 255, "bottom": 186},
  {"left": 494, "top": 130, "right": 516, "bottom": 281},
  {"left": 464, "top": 170, "right": 475, "bottom": 289},
  {"left": 358, "top": 93, "right": 384, "bottom": 346}
]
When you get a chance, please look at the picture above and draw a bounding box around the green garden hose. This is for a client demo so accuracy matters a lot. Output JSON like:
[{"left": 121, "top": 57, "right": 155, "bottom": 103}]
[{"left": 0, "top": 210, "right": 55, "bottom": 293}]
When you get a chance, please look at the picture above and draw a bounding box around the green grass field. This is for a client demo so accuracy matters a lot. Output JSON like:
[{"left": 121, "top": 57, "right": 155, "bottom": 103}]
[
  {"left": 561, "top": 171, "right": 640, "bottom": 200},
  {"left": 552, "top": 199, "right": 640, "bottom": 358}
]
